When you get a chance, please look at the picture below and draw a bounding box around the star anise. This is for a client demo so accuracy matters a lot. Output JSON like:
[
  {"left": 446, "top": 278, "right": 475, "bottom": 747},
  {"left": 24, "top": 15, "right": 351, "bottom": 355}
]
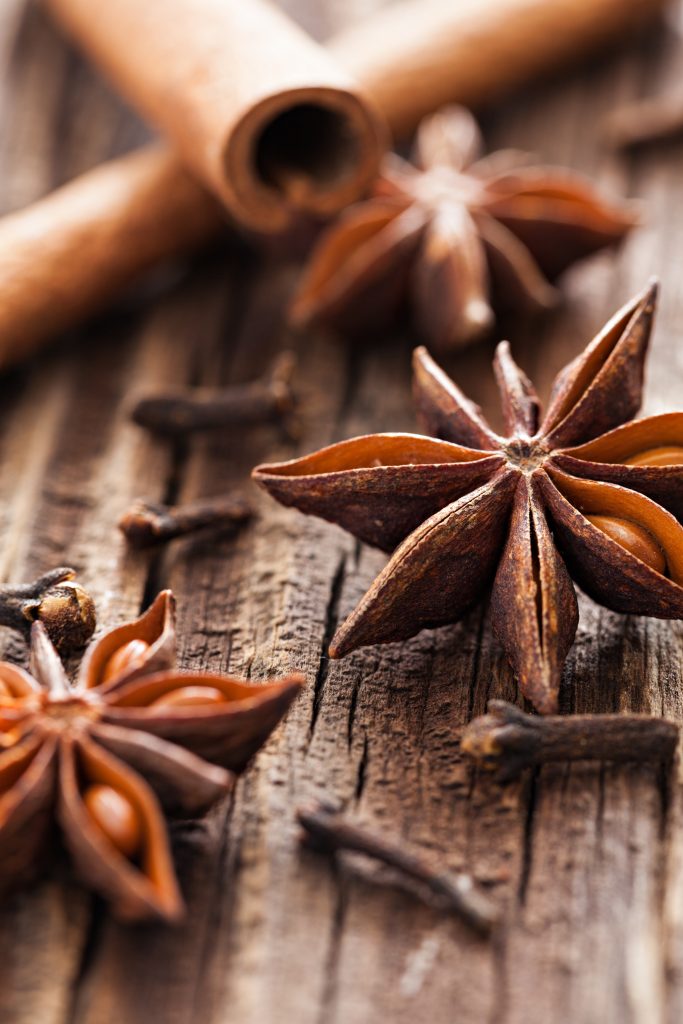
[
  {"left": 289, "top": 106, "right": 637, "bottom": 351},
  {"left": 0, "top": 590, "right": 303, "bottom": 921},
  {"left": 255, "top": 283, "right": 683, "bottom": 714}
]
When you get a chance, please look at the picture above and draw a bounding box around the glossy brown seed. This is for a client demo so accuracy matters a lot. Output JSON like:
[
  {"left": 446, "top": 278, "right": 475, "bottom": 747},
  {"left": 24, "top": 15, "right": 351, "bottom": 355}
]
[
  {"left": 624, "top": 446, "right": 683, "bottom": 467},
  {"left": 102, "top": 640, "right": 151, "bottom": 685},
  {"left": 151, "top": 686, "right": 225, "bottom": 708},
  {"left": 84, "top": 784, "right": 142, "bottom": 859},
  {"left": 586, "top": 515, "right": 666, "bottom": 575}
]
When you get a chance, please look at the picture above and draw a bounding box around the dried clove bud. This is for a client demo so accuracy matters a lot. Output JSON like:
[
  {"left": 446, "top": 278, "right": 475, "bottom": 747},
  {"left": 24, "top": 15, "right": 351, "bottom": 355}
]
[
  {"left": 0, "top": 568, "right": 96, "bottom": 651},
  {"left": 297, "top": 800, "right": 499, "bottom": 936},
  {"left": 460, "top": 700, "right": 679, "bottom": 782},
  {"left": 119, "top": 495, "right": 253, "bottom": 548},
  {"left": 131, "top": 351, "right": 296, "bottom": 437}
]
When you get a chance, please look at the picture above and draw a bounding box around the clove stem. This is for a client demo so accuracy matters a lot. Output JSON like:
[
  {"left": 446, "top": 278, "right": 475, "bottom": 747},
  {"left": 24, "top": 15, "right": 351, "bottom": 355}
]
[
  {"left": 131, "top": 351, "right": 296, "bottom": 436},
  {"left": 0, "top": 568, "right": 96, "bottom": 652},
  {"left": 297, "top": 800, "right": 499, "bottom": 936},
  {"left": 604, "top": 93, "right": 683, "bottom": 151},
  {"left": 119, "top": 495, "right": 253, "bottom": 548},
  {"left": 461, "top": 700, "right": 678, "bottom": 782}
]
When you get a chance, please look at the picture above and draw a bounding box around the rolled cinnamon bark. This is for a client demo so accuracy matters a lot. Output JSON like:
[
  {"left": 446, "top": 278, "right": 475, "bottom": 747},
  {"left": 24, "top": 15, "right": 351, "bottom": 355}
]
[
  {"left": 330, "top": 0, "right": 669, "bottom": 137},
  {"left": 0, "top": 148, "right": 222, "bottom": 368},
  {"left": 0, "top": 0, "right": 667, "bottom": 369},
  {"left": 44, "top": 0, "right": 385, "bottom": 233}
]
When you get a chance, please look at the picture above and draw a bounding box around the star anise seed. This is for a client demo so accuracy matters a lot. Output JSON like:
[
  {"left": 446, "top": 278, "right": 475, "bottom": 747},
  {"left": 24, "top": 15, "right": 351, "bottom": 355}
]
[
  {"left": 255, "top": 282, "right": 683, "bottom": 714},
  {"left": 0, "top": 590, "right": 304, "bottom": 921},
  {"left": 289, "top": 105, "right": 638, "bottom": 351}
]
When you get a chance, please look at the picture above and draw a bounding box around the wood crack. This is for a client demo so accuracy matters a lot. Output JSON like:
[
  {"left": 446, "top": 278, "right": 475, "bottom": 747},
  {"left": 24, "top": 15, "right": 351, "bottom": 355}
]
[
  {"left": 467, "top": 606, "right": 491, "bottom": 722},
  {"left": 354, "top": 733, "right": 369, "bottom": 802},
  {"left": 488, "top": 926, "right": 511, "bottom": 1024},
  {"left": 316, "top": 870, "right": 348, "bottom": 1024},
  {"left": 517, "top": 769, "right": 539, "bottom": 906},
  {"left": 188, "top": 793, "right": 238, "bottom": 1024},
  {"left": 308, "top": 552, "right": 347, "bottom": 742},
  {"left": 64, "top": 899, "right": 106, "bottom": 1024}
]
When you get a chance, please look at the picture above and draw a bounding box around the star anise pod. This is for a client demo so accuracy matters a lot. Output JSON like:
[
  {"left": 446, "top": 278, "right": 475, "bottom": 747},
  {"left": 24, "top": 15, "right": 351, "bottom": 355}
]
[
  {"left": 255, "top": 283, "right": 683, "bottom": 714},
  {"left": 0, "top": 590, "right": 303, "bottom": 921},
  {"left": 290, "top": 106, "right": 637, "bottom": 351}
]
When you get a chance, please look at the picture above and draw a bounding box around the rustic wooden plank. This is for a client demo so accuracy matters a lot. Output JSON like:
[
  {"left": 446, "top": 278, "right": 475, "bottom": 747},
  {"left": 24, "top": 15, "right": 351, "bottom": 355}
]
[{"left": 0, "top": 1, "right": 682, "bottom": 1023}]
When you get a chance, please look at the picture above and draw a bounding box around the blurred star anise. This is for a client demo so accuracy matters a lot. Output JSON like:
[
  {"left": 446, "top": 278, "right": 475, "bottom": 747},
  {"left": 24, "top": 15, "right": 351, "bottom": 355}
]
[
  {"left": 290, "top": 106, "right": 637, "bottom": 351},
  {"left": 0, "top": 591, "right": 303, "bottom": 921},
  {"left": 255, "top": 283, "right": 683, "bottom": 714}
]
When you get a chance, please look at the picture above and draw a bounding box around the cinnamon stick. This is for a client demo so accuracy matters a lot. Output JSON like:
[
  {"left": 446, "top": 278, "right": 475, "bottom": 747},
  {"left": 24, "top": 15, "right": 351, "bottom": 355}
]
[
  {"left": 44, "top": 0, "right": 385, "bottom": 233},
  {"left": 0, "top": 0, "right": 667, "bottom": 369},
  {"left": 330, "top": 0, "right": 669, "bottom": 138},
  {"left": 0, "top": 148, "right": 222, "bottom": 368}
]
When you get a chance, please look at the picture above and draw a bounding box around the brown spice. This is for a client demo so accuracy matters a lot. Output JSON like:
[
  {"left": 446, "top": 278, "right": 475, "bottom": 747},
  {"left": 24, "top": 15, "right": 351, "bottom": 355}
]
[
  {"left": 0, "top": 0, "right": 665, "bottom": 371},
  {"left": 329, "top": 0, "right": 669, "bottom": 138},
  {"left": 131, "top": 352, "right": 296, "bottom": 437},
  {"left": 290, "top": 106, "right": 637, "bottom": 351},
  {"left": 119, "top": 495, "right": 253, "bottom": 548},
  {"left": 298, "top": 800, "right": 499, "bottom": 936},
  {"left": 255, "top": 283, "right": 683, "bottom": 714},
  {"left": 0, "top": 568, "right": 95, "bottom": 652},
  {"left": 0, "top": 590, "right": 304, "bottom": 921},
  {"left": 461, "top": 700, "right": 679, "bottom": 782},
  {"left": 83, "top": 784, "right": 143, "bottom": 859},
  {"left": 45, "top": 0, "right": 385, "bottom": 232},
  {"left": 0, "top": 148, "right": 223, "bottom": 371}
]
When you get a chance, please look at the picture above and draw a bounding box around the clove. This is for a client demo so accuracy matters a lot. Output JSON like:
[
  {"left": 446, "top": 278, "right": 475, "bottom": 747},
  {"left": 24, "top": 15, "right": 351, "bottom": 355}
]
[
  {"left": 0, "top": 568, "right": 96, "bottom": 651},
  {"left": 604, "top": 93, "right": 683, "bottom": 151},
  {"left": 119, "top": 495, "right": 253, "bottom": 548},
  {"left": 131, "top": 351, "right": 296, "bottom": 437},
  {"left": 297, "top": 800, "right": 500, "bottom": 936},
  {"left": 460, "top": 700, "right": 678, "bottom": 782}
]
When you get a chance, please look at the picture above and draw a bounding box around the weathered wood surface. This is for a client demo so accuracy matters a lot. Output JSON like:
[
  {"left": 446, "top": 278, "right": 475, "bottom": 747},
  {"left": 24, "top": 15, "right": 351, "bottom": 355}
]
[{"left": 0, "top": 1, "right": 682, "bottom": 1022}]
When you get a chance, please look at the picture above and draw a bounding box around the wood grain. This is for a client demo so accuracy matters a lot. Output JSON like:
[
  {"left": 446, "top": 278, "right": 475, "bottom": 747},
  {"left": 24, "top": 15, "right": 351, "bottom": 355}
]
[{"left": 0, "top": 2, "right": 681, "bottom": 1023}]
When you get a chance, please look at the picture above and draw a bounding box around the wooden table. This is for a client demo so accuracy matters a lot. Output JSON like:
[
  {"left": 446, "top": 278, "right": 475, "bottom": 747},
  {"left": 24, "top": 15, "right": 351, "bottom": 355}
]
[{"left": 0, "top": 1, "right": 682, "bottom": 1021}]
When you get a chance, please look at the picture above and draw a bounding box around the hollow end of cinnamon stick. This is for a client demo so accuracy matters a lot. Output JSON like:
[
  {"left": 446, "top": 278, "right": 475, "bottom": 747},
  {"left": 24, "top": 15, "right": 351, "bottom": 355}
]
[
  {"left": 45, "top": 0, "right": 388, "bottom": 234},
  {"left": 225, "top": 87, "right": 386, "bottom": 231}
]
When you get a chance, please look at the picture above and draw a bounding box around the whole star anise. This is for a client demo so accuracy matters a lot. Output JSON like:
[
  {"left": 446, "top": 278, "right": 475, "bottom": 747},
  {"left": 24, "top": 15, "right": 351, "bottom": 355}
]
[
  {"left": 289, "top": 106, "right": 637, "bottom": 351},
  {"left": 255, "top": 283, "right": 683, "bottom": 714},
  {"left": 0, "top": 590, "right": 303, "bottom": 921}
]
